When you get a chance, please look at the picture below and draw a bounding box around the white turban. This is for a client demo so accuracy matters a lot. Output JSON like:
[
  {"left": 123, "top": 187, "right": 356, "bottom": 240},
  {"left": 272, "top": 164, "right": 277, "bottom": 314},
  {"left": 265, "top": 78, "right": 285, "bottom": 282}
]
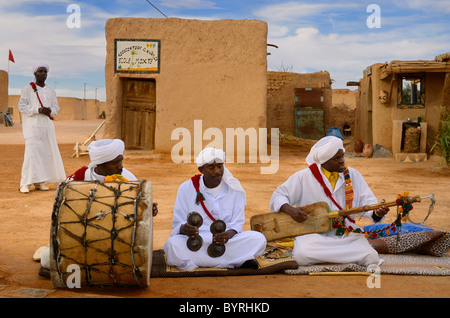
[
  {"left": 196, "top": 147, "right": 246, "bottom": 203},
  {"left": 88, "top": 139, "right": 125, "bottom": 166},
  {"left": 305, "top": 136, "right": 345, "bottom": 165},
  {"left": 196, "top": 147, "right": 225, "bottom": 167},
  {"left": 33, "top": 62, "right": 49, "bottom": 74}
]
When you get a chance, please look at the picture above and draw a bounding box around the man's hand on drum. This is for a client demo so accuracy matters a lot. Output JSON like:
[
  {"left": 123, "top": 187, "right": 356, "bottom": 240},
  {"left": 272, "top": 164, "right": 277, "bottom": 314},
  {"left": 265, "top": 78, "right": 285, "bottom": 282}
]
[
  {"left": 280, "top": 204, "right": 309, "bottom": 223},
  {"left": 180, "top": 223, "right": 199, "bottom": 237}
]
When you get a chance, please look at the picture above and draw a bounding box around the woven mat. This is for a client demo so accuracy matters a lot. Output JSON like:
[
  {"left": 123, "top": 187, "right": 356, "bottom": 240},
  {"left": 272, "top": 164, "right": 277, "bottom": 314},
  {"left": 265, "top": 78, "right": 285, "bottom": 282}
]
[
  {"left": 150, "top": 230, "right": 450, "bottom": 277},
  {"left": 150, "top": 247, "right": 298, "bottom": 278},
  {"left": 285, "top": 253, "right": 450, "bottom": 276}
]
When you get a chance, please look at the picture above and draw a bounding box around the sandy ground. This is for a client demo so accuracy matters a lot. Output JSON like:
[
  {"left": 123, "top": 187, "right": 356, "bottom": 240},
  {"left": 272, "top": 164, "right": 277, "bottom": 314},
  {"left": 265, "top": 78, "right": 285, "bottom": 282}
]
[{"left": 0, "top": 119, "right": 449, "bottom": 301}]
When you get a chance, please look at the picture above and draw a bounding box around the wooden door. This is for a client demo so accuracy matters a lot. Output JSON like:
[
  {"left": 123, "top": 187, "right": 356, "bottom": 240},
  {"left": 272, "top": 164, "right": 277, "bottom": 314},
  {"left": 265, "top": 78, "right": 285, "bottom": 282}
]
[
  {"left": 122, "top": 79, "right": 156, "bottom": 150},
  {"left": 294, "top": 87, "right": 324, "bottom": 108},
  {"left": 294, "top": 87, "right": 325, "bottom": 140},
  {"left": 295, "top": 108, "right": 324, "bottom": 140}
]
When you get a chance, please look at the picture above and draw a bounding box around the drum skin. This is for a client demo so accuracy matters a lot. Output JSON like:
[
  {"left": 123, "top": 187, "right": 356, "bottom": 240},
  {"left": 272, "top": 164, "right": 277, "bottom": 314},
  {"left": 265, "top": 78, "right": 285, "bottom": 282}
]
[{"left": 49, "top": 180, "right": 153, "bottom": 288}]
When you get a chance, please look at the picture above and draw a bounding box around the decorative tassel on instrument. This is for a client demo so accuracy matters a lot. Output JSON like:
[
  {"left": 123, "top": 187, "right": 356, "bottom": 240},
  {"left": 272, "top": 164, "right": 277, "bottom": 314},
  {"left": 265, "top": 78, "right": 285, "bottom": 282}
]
[{"left": 332, "top": 192, "right": 433, "bottom": 239}]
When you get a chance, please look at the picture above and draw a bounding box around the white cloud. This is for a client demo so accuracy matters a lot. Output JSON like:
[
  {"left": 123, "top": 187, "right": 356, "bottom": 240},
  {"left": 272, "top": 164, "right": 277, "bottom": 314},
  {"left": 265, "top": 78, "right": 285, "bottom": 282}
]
[
  {"left": 3, "top": 0, "right": 449, "bottom": 101},
  {"left": 1, "top": 3, "right": 109, "bottom": 101},
  {"left": 159, "top": 0, "right": 219, "bottom": 10},
  {"left": 267, "top": 25, "right": 450, "bottom": 88},
  {"left": 268, "top": 24, "right": 290, "bottom": 37},
  {"left": 393, "top": 0, "right": 450, "bottom": 14},
  {"left": 254, "top": 1, "right": 358, "bottom": 22}
]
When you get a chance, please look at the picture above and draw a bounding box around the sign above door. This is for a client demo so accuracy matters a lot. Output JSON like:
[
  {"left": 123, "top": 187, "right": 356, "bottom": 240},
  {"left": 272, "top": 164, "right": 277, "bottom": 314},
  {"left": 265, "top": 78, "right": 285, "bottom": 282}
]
[{"left": 115, "top": 39, "right": 160, "bottom": 73}]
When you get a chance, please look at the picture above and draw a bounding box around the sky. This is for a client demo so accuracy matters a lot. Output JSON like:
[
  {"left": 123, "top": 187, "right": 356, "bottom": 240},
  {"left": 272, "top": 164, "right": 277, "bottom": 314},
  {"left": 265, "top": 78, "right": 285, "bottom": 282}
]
[{"left": 1, "top": 0, "right": 449, "bottom": 101}]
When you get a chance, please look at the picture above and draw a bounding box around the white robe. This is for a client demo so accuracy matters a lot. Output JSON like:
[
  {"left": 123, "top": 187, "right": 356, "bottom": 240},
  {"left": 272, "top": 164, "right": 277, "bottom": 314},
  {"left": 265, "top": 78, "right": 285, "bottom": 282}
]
[
  {"left": 163, "top": 175, "right": 267, "bottom": 271},
  {"left": 270, "top": 165, "right": 385, "bottom": 266},
  {"left": 18, "top": 84, "right": 66, "bottom": 187}
]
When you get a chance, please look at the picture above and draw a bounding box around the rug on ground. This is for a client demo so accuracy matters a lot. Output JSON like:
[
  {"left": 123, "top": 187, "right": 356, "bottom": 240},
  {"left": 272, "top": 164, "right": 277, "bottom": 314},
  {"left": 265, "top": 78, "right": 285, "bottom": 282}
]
[
  {"left": 150, "top": 246, "right": 298, "bottom": 278},
  {"left": 286, "top": 223, "right": 450, "bottom": 276},
  {"left": 150, "top": 224, "right": 450, "bottom": 277}
]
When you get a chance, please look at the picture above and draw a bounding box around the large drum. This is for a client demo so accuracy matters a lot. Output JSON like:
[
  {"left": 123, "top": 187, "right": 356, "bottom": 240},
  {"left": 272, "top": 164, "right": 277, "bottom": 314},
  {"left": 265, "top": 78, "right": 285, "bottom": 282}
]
[{"left": 49, "top": 180, "right": 153, "bottom": 288}]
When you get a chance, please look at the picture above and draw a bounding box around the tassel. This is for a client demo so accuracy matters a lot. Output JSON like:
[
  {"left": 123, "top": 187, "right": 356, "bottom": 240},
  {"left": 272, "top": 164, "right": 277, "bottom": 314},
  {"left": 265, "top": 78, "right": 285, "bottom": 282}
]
[{"left": 195, "top": 192, "right": 205, "bottom": 205}]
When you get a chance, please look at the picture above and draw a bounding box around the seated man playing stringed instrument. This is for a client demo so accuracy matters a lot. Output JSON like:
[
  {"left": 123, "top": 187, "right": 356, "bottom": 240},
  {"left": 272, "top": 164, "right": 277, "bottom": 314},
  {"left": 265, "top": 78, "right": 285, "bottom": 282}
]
[
  {"left": 270, "top": 136, "right": 389, "bottom": 266},
  {"left": 163, "top": 147, "right": 267, "bottom": 271}
]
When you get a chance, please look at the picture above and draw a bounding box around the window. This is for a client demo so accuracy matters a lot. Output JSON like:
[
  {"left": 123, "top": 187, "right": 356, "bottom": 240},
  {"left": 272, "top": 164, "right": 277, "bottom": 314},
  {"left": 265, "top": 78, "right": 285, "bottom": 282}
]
[{"left": 398, "top": 75, "right": 425, "bottom": 109}]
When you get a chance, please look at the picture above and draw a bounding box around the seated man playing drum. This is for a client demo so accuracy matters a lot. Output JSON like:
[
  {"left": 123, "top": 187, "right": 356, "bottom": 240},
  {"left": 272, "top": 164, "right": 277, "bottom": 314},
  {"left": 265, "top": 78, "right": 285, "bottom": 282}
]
[
  {"left": 163, "top": 147, "right": 267, "bottom": 271},
  {"left": 67, "top": 139, "right": 137, "bottom": 182},
  {"left": 270, "top": 136, "right": 389, "bottom": 267},
  {"left": 38, "top": 139, "right": 157, "bottom": 277}
]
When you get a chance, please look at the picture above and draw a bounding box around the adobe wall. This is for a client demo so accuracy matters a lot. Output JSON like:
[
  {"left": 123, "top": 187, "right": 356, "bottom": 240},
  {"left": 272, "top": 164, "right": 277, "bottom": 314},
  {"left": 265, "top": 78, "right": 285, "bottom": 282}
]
[
  {"left": 356, "top": 63, "right": 446, "bottom": 153},
  {"left": 0, "top": 71, "right": 8, "bottom": 122},
  {"left": 267, "top": 71, "right": 332, "bottom": 135},
  {"left": 330, "top": 89, "right": 356, "bottom": 137},
  {"left": 104, "top": 18, "right": 268, "bottom": 153},
  {"left": 7, "top": 95, "right": 105, "bottom": 122}
]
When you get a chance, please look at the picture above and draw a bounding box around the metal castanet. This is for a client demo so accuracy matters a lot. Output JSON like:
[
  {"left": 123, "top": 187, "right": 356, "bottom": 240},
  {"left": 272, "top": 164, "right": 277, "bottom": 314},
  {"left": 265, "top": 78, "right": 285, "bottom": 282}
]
[
  {"left": 208, "top": 220, "right": 227, "bottom": 257},
  {"left": 186, "top": 211, "right": 204, "bottom": 252},
  {"left": 187, "top": 211, "right": 203, "bottom": 228},
  {"left": 207, "top": 242, "right": 226, "bottom": 258},
  {"left": 210, "top": 220, "right": 226, "bottom": 234},
  {"left": 187, "top": 235, "right": 203, "bottom": 252}
]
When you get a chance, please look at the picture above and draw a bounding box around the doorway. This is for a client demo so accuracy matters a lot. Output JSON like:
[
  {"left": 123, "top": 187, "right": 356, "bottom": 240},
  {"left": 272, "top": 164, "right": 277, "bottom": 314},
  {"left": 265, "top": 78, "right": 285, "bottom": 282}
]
[
  {"left": 121, "top": 78, "right": 156, "bottom": 150},
  {"left": 294, "top": 87, "right": 325, "bottom": 140}
]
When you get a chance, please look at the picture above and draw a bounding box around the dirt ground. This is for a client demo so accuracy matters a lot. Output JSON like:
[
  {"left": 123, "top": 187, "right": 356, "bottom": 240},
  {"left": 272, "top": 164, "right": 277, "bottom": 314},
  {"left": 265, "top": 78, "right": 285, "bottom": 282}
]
[{"left": 0, "top": 120, "right": 449, "bottom": 300}]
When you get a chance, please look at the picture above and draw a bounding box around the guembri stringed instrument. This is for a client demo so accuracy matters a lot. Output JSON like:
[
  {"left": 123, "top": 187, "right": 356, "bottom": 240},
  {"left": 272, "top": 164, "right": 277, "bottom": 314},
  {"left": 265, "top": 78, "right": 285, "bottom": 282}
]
[{"left": 250, "top": 194, "right": 435, "bottom": 242}]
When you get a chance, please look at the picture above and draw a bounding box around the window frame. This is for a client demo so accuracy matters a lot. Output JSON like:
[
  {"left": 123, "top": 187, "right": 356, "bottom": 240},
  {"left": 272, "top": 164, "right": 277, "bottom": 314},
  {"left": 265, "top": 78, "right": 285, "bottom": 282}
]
[{"left": 397, "top": 73, "right": 425, "bottom": 109}]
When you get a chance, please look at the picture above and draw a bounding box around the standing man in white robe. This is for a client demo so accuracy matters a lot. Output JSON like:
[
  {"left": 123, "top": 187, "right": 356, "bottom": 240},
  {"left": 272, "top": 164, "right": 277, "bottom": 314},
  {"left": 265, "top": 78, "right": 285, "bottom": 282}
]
[
  {"left": 163, "top": 147, "right": 267, "bottom": 271},
  {"left": 18, "top": 62, "right": 65, "bottom": 193},
  {"left": 270, "top": 136, "right": 389, "bottom": 267}
]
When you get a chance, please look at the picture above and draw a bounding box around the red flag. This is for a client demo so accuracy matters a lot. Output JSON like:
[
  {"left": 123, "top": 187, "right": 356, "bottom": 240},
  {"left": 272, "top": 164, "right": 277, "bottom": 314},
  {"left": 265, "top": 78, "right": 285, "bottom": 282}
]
[{"left": 9, "top": 50, "right": 15, "bottom": 63}]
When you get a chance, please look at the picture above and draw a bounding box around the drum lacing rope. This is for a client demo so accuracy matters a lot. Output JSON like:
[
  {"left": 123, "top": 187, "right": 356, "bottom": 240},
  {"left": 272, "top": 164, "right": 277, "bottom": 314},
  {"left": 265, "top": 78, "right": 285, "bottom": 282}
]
[
  {"left": 52, "top": 181, "right": 147, "bottom": 287},
  {"left": 130, "top": 180, "right": 145, "bottom": 285}
]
